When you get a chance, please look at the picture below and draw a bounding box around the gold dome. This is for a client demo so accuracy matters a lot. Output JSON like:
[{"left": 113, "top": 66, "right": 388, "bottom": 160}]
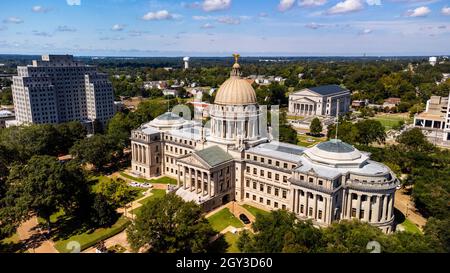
[{"left": 214, "top": 54, "right": 257, "bottom": 105}]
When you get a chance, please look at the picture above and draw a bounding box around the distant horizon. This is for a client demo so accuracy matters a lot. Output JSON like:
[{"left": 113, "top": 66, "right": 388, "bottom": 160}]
[
  {"left": 1, "top": 1, "right": 449, "bottom": 57},
  {"left": 0, "top": 52, "right": 447, "bottom": 58}
]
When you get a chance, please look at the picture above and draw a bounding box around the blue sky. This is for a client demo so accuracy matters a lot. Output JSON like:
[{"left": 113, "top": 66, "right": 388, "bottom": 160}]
[{"left": 0, "top": 0, "right": 449, "bottom": 56}]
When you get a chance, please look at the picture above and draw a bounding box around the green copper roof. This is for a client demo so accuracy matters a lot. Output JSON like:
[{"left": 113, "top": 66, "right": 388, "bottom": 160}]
[
  {"left": 196, "top": 146, "right": 233, "bottom": 167},
  {"left": 156, "top": 112, "right": 183, "bottom": 121},
  {"left": 316, "top": 139, "right": 355, "bottom": 153}
]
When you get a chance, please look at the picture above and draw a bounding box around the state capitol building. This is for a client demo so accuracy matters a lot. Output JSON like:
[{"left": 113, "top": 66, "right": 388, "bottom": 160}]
[{"left": 130, "top": 57, "right": 399, "bottom": 233}]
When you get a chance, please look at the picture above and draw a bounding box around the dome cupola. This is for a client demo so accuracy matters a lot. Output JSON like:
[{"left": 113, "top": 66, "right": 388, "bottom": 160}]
[{"left": 214, "top": 53, "right": 257, "bottom": 106}]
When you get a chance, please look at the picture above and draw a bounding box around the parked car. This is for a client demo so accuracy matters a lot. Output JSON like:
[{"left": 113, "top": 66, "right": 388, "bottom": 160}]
[
  {"left": 142, "top": 183, "right": 153, "bottom": 188},
  {"left": 239, "top": 214, "right": 251, "bottom": 224}
]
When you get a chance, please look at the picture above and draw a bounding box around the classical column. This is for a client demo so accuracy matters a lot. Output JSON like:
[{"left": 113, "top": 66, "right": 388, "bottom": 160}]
[
  {"left": 183, "top": 167, "right": 188, "bottom": 190},
  {"left": 364, "top": 195, "right": 371, "bottom": 222},
  {"left": 143, "top": 146, "right": 147, "bottom": 164},
  {"left": 373, "top": 195, "right": 381, "bottom": 222},
  {"left": 314, "top": 194, "right": 318, "bottom": 219},
  {"left": 195, "top": 169, "right": 199, "bottom": 193},
  {"left": 356, "top": 194, "right": 362, "bottom": 220},
  {"left": 202, "top": 172, "right": 206, "bottom": 196},
  {"left": 208, "top": 174, "right": 212, "bottom": 198},
  {"left": 190, "top": 168, "right": 194, "bottom": 191},
  {"left": 346, "top": 192, "right": 352, "bottom": 218},
  {"left": 305, "top": 192, "right": 310, "bottom": 217},
  {"left": 387, "top": 194, "right": 394, "bottom": 220},
  {"left": 177, "top": 165, "right": 181, "bottom": 187},
  {"left": 323, "top": 197, "right": 327, "bottom": 223},
  {"left": 381, "top": 195, "right": 388, "bottom": 221}
]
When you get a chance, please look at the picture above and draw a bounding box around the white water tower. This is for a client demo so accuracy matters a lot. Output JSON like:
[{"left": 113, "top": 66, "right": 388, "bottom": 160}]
[
  {"left": 183, "top": 57, "right": 190, "bottom": 70},
  {"left": 429, "top": 56, "right": 437, "bottom": 66}
]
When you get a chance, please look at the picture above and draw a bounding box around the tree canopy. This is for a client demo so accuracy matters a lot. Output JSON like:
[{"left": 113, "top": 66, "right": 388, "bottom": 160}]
[{"left": 127, "top": 193, "right": 217, "bottom": 253}]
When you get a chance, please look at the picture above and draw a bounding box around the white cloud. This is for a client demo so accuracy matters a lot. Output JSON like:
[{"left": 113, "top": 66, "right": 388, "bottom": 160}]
[
  {"left": 406, "top": 6, "right": 431, "bottom": 17},
  {"left": 359, "top": 28, "right": 373, "bottom": 34},
  {"left": 32, "top": 30, "right": 52, "bottom": 37},
  {"left": 305, "top": 22, "right": 326, "bottom": 29},
  {"left": 366, "top": 0, "right": 381, "bottom": 5},
  {"left": 278, "top": 0, "right": 296, "bottom": 12},
  {"left": 258, "top": 12, "right": 269, "bottom": 17},
  {"left": 142, "top": 10, "right": 177, "bottom": 21},
  {"left": 66, "top": 0, "right": 81, "bottom": 6},
  {"left": 32, "top": 6, "right": 50, "bottom": 13},
  {"left": 57, "top": 25, "right": 77, "bottom": 32},
  {"left": 217, "top": 16, "right": 240, "bottom": 25},
  {"left": 3, "top": 17, "right": 24, "bottom": 24},
  {"left": 326, "top": 0, "right": 364, "bottom": 14},
  {"left": 193, "top": 15, "right": 214, "bottom": 20},
  {"left": 299, "top": 0, "right": 327, "bottom": 7},
  {"left": 202, "top": 0, "right": 231, "bottom": 12},
  {"left": 112, "top": 24, "right": 125, "bottom": 31},
  {"left": 201, "top": 23, "right": 215, "bottom": 29},
  {"left": 442, "top": 6, "right": 450, "bottom": 16}
]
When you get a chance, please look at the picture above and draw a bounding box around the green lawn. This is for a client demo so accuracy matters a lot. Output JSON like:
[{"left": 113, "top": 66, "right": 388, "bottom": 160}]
[
  {"left": 120, "top": 172, "right": 177, "bottom": 185},
  {"left": 371, "top": 114, "right": 412, "bottom": 131},
  {"left": 54, "top": 217, "right": 130, "bottom": 253},
  {"left": 224, "top": 232, "right": 240, "bottom": 253},
  {"left": 401, "top": 218, "right": 422, "bottom": 234},
  {"left": 38, "top": 209, "right": 65, "bottom": 225},
  {"left": 130, "top": 189, "right": 167, "bottom": 216},
  {"left": 297, "top": 134, "right": 326, "bottom": 148},
  {"left": 207, "top": 208, "right": 244, "bottom": 232},
  {"left": 242, "top": 204, "right": 270, "bottom": 218}
]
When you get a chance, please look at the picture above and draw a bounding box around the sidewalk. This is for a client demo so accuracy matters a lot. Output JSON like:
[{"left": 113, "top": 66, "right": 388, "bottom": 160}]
[{"left": 17, "top": 216, "right": 58, "bottom": 253}]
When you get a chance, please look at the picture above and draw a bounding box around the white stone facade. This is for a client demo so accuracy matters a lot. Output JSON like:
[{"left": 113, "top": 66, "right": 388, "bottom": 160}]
[
  {"left": 130, "top": 60, "right": 398, "bottom": 233},
  {"left": 288, "top": 85, "right": 351, "bottom": 117},
  {"left": 11, "top": 55, "right": 115, "bottom": 125}
]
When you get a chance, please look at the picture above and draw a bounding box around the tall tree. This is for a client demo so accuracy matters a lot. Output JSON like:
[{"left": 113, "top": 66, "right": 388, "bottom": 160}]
[
  {"left": 70, "top": 134, "right": 116, "bottom": 170},
  {"left": 309, "top": 118, "right": 323, "bottom": 136},
  {"left": 127, "top": 193, "right": 217, "bottom": 253},
  {"left": 3, "top": 156, "right": 88, "bottom": 231}
]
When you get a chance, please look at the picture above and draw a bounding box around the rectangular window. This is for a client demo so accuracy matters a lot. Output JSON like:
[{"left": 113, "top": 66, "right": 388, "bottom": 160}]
[
  {"left": 282, "top": 190, "right": 287, "bottom": 199},
  {"left": 246, "top": 193, "right": 249, "bottom": 198},
  {"left": 260, "top": 170, "right": 264, "bottom": 176},
  {"left": 318, "top": 210, "right": 323, "bottom": 219},
  {"left": 246, "top": 180, "right": 250, "bottom": 187},
  {"left": 274, "top": 202, "right": 278, "bottom": 208},
  {"left": 253, "top": 182, "right": 257, "bottom": 189},
  {"left": 259, "top": 197, "right": 263, "bottom": 203},
  {"left": 253, "top": 195, "right": 256, "bottom": 201},
  {"left": 260, "top": 184, "right": 264, "bottom": 192},
  {"left": 309, "top": 207, "right": 313, "bottom": 216},
  {"left": 300, "top": 204, "right": 304, "bottom": 213},
  {"left": 275, "top": 188, "right": 279, "bottom": 196},
  {"left": 282, "top": 204, "right": 286, "bottom": 210},
  {"left": 351, "top": 208, "right": 357, "bottom": 217},
  {"left": 246, "top": 166, "right": 250, "bottom": 173},
  {"left": 267, "top": 200, "right": 271, "bottom": 206},
  {"left": 267, "top": 186, "right": 271, "bottom": 194},
  {"left": 283, "top": 163, "right": 288, "bottom": 169},
  {"left": 276, "top": 161, "right": 280, "bottom": 167},
  {"left": 275, "top": 174, "right": 279, "bottom": 181}
]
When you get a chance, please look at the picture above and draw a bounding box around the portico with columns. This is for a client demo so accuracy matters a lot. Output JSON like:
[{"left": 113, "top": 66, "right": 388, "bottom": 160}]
[{"left": 176, "top": 145, "right": 235, "bottom": 211}]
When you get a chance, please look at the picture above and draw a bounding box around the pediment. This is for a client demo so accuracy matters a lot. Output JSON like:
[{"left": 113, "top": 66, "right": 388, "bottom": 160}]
[
  {"left": 178, "top": 154, "right": 209, "bottom": 169},
  {"left": 291, "top": 89, "right": 322, "bottom": 98},
  {"left": 291, "top": 97, "right": 317, "bottom": 104}
]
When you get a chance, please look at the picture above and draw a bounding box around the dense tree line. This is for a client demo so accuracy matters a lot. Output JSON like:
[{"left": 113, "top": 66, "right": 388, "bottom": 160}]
[{"left": 237, "top": 210, "right": 446, "bottom": 253}]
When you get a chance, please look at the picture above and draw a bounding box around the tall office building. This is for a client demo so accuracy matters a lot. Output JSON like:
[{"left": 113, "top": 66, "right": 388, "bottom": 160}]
[{"left": 11, "top": 55, "right": 115, "bottom": 125}]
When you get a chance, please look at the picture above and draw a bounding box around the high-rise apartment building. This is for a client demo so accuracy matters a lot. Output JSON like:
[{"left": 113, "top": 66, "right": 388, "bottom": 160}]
[{"left": 11, "top": 55, "right": 114, "bottom": 125}]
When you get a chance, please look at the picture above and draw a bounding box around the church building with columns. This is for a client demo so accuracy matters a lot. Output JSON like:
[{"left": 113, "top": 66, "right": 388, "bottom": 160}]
[{"left": 130, "top": 56, "right": 398, "bottom": 233}]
